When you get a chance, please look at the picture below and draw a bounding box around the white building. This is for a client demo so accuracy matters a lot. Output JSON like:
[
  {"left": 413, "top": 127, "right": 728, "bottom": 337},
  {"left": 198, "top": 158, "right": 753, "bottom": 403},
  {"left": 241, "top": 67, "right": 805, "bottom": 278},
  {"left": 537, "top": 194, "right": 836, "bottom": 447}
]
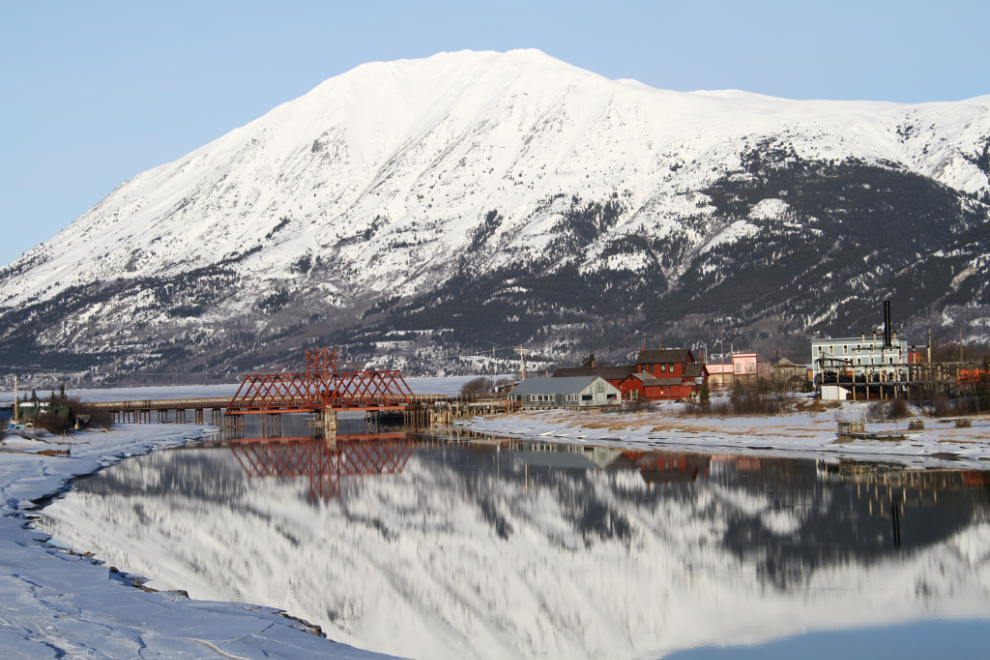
[
  {"left": 509, "top": 376, "right": 621, "bottom": 409},
  {"left": 811, "top": 333, "right": 919, "bottom": 400},
  {"left": 811, "top": 334, "right": 911, "bottom": 381}
]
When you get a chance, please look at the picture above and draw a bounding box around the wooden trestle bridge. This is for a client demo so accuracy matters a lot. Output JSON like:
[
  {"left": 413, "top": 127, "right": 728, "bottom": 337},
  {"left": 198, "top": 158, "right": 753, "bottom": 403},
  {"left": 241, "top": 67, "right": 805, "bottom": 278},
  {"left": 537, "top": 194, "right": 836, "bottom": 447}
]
[{"left": 86, "top": 348, "right": 516, "bottom": 429}]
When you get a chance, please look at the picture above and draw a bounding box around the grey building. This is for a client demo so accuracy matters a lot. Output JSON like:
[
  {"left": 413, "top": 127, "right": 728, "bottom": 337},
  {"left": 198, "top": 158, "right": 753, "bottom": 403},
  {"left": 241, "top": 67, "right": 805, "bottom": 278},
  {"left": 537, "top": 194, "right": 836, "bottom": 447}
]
[{"left": 509, "top": 376, "right": 622, "bottom": 409}]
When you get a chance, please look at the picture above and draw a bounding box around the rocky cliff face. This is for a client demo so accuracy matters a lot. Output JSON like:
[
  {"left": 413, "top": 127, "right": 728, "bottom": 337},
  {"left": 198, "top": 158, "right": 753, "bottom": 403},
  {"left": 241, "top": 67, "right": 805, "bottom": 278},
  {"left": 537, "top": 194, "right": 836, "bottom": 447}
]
[{"left": 1, "top": 49, "right": 988, "bottom": 380}]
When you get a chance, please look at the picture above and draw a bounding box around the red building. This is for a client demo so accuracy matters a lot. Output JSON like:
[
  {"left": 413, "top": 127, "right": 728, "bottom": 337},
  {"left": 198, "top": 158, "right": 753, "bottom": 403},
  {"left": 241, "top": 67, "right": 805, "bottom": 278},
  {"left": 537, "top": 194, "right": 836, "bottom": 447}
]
[
  {"left": 555, "top": 347, "right": 709, "bottom": 402},
  {"left": 627, "top": 347, "right": 709, "bottom": 401}
]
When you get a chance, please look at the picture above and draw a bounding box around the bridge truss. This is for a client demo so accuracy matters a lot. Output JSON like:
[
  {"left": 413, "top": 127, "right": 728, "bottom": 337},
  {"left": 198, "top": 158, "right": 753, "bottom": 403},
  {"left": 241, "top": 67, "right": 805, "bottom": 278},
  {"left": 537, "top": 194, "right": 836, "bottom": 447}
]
[{"left": 227, "top": 348, "right": 415, "bottom": 414}]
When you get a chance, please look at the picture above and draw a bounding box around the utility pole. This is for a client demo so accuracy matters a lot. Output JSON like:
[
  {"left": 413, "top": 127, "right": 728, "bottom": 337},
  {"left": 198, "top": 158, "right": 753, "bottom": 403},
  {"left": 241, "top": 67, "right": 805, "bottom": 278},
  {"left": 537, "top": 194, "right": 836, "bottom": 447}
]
[
  {"left": 730, "top": 342, "right": 735, "bottom": 388},
  {"left": 515, "top": 346, "right": 530, "bottom": 380},
  {"left": 13, "top": 375, "right": 17, "bottom": 423},
  {"left": 960, "top": 328, "right": 964, "bottom": 382}
]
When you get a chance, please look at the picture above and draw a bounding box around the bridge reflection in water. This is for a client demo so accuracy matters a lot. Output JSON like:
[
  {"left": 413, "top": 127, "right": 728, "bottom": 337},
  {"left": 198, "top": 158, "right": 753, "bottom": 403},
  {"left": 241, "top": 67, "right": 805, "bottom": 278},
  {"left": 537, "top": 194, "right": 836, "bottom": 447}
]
[{"left": 227, "top": 435, "right": 415, "bottom": 500}]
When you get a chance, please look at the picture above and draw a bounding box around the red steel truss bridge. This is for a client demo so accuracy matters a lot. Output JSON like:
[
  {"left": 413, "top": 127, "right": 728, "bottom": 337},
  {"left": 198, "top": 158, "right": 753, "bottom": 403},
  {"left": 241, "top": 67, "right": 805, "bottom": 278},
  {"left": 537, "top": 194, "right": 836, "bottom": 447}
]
[
  {"left": 228, "top": 435, "right": 415, "bottom": 500},
  {"left": 226, "top": 348, "right": 415, "bottom": 415}
]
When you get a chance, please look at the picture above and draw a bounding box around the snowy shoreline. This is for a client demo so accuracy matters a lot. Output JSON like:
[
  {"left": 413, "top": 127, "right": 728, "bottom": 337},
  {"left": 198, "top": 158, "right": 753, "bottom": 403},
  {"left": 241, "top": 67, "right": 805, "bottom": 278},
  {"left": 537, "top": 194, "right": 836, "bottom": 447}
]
[
  {"left": 0, "top": 425, "right": 400, "bottom": 659},
  {"left": 460, "top": 402, "right": 990, "bottom": 470}
]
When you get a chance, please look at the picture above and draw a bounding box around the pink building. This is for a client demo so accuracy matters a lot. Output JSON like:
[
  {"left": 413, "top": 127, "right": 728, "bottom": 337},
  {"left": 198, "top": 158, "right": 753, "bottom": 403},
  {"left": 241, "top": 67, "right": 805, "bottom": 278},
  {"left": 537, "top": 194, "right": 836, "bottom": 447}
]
[{"left": 707, "top": 352, "right": 770, "bottom": 390}]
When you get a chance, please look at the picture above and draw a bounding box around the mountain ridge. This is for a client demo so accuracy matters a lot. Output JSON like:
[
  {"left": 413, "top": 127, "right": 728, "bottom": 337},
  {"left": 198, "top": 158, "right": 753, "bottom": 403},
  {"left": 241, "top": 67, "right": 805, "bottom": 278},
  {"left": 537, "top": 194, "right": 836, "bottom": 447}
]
[{"left": 1, "top": 49, "right": 988, "bottom": 379}]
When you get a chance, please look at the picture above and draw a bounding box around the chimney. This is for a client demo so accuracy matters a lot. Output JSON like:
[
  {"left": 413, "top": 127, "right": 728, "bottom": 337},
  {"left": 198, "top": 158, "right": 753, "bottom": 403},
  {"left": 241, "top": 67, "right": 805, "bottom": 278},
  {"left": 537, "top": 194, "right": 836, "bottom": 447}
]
[
  {"left": 658, "top": 345, "right": 663, "bottom": 350},
  {"left": 883, "top": 300, "right": 892, "bottom": 348},
  {"left": 590, "top": 357, "right": 596, "bottom": 368},
  {"left": 641, "top": 344, "right": 645, "bottom": 352}
]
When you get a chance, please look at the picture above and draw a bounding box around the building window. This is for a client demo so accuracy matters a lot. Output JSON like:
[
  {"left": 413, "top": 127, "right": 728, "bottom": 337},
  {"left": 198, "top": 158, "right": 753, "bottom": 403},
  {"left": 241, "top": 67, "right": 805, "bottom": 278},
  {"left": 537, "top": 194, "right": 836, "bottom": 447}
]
[
  {"left": 829, "top": 346, "right": 834, "bottom": 354},
  {"left": 661, "top": 364, "right": 667, "bottom": 373},
  {"left": 843, "top": 345, "right": 848, "bottom": 354}
]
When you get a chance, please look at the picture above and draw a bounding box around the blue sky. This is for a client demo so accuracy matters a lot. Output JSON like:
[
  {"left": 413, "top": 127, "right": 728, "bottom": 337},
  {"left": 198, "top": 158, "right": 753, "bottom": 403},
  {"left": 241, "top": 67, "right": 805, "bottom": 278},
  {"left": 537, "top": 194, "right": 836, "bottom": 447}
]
[{"left": 1, "top": 0, "right": 987, "bottom": 267}]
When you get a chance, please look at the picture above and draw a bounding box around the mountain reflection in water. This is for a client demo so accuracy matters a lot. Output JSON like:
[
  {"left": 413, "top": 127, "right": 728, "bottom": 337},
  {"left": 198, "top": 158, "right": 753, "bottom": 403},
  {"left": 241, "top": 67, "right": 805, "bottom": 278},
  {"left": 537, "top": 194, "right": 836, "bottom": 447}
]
[{"left": 40, "top": 434, "right": 990, "bottom": 660}]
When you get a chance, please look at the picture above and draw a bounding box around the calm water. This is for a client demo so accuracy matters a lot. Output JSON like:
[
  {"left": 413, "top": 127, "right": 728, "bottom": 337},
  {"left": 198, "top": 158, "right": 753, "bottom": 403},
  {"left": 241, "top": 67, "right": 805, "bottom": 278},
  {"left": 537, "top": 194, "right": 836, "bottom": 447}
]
[{"left": 40, "top": 423, "right": 990, "bottom": 660}]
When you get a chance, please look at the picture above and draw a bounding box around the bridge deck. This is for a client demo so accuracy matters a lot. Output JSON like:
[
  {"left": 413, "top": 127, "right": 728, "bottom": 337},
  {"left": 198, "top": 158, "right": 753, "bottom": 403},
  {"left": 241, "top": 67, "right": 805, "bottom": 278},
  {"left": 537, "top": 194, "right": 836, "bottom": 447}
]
[{"left": 84, "top": 394, "right": 509, "bottom": 413}]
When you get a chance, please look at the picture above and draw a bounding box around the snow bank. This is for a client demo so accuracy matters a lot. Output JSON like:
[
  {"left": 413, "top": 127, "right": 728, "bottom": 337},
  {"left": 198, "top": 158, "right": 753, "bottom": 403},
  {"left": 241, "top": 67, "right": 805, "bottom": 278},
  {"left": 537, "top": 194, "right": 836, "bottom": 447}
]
[
  {"left": 461, "top": 403, "right": 990, "bottom": 469},
  {"left": 0, "top": 425, "right": 401, "bottom": 659}
]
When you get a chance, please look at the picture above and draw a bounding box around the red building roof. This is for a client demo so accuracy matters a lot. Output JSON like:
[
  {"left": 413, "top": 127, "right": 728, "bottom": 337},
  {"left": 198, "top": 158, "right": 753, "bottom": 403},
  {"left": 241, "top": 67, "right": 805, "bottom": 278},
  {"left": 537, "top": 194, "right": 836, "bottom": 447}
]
[{"left": 636, "top": 348, "right": 694, "bottom": 364}]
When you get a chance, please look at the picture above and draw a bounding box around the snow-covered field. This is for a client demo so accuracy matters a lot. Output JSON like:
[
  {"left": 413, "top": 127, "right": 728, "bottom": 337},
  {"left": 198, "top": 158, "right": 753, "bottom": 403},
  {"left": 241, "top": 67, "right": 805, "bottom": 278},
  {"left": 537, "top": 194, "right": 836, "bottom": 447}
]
[
  {"left": 0, "top": 425, "right": 401, "bottom": 659},
  {"left": 462, "top": 400, "right": 990, "bottom": 470}
]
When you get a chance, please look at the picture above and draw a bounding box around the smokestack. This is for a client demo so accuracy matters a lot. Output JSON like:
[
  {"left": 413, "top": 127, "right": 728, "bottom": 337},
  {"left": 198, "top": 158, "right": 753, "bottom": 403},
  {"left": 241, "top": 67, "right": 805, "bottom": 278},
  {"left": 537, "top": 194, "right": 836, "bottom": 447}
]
[{"left": 884, "top": 300, "right": 892, "bottom": 348}]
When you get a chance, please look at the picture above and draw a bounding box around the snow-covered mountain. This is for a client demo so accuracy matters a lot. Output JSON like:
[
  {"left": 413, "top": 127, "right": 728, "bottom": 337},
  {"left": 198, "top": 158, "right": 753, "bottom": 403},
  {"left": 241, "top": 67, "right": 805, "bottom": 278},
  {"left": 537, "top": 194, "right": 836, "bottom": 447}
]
[{"left": 2, "top": 49, "right": 989, "bottom": 378}]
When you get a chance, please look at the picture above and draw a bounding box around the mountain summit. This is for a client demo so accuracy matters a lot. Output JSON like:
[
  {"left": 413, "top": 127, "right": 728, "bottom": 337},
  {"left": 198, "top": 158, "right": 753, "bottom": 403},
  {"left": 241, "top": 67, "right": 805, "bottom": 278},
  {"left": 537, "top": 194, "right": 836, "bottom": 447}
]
[{"left": 2, "top": 50, "right": 989, "bottom": 379}]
